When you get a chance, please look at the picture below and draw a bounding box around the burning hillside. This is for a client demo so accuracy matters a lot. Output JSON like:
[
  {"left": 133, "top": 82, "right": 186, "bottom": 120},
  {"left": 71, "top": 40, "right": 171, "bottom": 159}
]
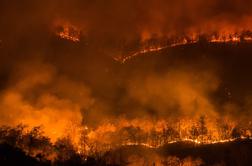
[{"left": 1, "top": 0, "right": 252, "bottom": 165}]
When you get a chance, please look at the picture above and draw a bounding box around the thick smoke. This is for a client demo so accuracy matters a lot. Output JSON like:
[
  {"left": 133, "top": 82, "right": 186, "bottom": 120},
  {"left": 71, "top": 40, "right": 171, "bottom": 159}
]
[
  {"left": 0, "top": 61, "right": 94, "bottom": 142},
  {"left": 0, "top": 0, "right": 252, "bottom": 140},
  {"left": 1, "top": 1, "right": 252, "bottom": 46},
  {"left": 127, "top": 69, "right": 219, "bottom": 118}
]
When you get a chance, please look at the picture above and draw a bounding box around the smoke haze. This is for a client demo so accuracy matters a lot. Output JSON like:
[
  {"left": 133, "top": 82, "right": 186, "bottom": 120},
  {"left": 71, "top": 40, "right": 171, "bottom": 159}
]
[{"left": 0, "top": 0, "right": 252, "bottom": 141}]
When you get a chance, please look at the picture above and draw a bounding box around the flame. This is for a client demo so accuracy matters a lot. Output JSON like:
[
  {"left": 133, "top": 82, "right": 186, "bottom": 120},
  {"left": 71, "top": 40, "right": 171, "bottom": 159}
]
[
  {"left": 55, "top": 22, "right": 81, "bottom": 42},
  {"left": 1, "top": 115, "right": 251, "bottom": 160},
  {"left": 70, "top": 117, "right": 252, "bottom": 154},
  {"left": 114, "top": 31, "right": 252, "bottom": 63}
]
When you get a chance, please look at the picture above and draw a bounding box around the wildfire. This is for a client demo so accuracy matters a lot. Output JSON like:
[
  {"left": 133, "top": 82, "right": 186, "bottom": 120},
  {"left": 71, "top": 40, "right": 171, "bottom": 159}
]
[
  {"left": 55, "top": 23, "right": 81, "bottom": 42},
  {"left": 65, "top": 116, "right": 252, "bottom": 154},
  {"left": 1, "top": 115, "right": 252, "bottom": 162},
  {"left": 114, "top": 31, "right": 252, "bottom": 63},
  {"left": 114, "top": 46, "right": 169, "bottom": 63},
  {"left": 121, "top": 137, "right": 247, "bottom": 149}
]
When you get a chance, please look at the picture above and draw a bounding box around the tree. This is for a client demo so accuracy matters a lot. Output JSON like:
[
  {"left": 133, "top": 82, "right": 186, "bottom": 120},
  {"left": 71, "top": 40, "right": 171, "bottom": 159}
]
[
  {"left": 217, "top": 120, "right": 234, "bottom": 140},
  {"left": 162, "top": 125, "right": 180, "bottom": 144},
  {"left": 149, "top": 128, "right": 160, "bottom": 147},
  {"left": 0, "top": 124, "right": 25, "bottom": 146},
  {"left": 231, "top": 127, "right": 241, "bottom": 139},
  {"left": 118, "top": 126, "right": 144, "bottom": 145},
  {"left": 54, "top": 136, "right": 77, "bottom": 162},
  {"left": 198, "top": 116, "right": 208, "bottom": 143},
  {"left": 190, "top": 125, "right": 200, "bottom": 140},
  {"left": 190, "top": 116, "right": 207, "bottom": 143},
  {"left": 79, "top": 127, "right": 89, "bottom": 157}
]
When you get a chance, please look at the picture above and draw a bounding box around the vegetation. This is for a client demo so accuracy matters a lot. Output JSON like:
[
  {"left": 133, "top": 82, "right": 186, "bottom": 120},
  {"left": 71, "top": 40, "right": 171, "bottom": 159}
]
[{"left": 0, "top": 117, "right": 251, "bottom": 165}]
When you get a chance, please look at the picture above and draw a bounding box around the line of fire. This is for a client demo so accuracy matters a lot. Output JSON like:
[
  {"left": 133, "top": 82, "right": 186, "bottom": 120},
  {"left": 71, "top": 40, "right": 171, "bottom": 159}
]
[{"left": 1, "top": 1, "right": 252, "bottom": 165}]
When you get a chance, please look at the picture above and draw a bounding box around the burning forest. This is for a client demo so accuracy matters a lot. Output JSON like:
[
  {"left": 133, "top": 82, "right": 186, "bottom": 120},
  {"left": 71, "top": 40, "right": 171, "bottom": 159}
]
[{"left": 1, "top": 0, "right": 252, "bottom": 165}]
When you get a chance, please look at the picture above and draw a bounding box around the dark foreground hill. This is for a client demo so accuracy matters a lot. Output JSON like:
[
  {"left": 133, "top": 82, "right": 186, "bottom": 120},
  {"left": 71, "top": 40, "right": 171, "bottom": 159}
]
[{"left": 105, "top": 139, "right": 252, "bottom": 166}]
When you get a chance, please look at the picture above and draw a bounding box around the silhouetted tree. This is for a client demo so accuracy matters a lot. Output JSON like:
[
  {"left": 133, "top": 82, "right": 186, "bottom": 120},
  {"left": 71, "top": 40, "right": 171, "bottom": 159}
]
[
  {"left": 149, "top": 128, "right": 160, "bottom": 147},
  {"left": 54, "top": 136, "right": 77, "bottom": 162},
  {"left": 21, "top": 126, "right": 52, "bottom": 159},
  {"left": 189, "top": 116, "right": 207, "bottom": 142},
  {"left": 190, "top": 125, "right": 200, "bottom": 140},
  {"left": 0, "top": 124, "right": 25, "bottom": 146},
  {"left": 162, "top": 126, "right": 180, "bottom": 144},
  {"left": 231, "top": 127, "right": 241, "bottom": 139},
  {"left": 198, "top": 116, "right": 208, "bottom": 142}
]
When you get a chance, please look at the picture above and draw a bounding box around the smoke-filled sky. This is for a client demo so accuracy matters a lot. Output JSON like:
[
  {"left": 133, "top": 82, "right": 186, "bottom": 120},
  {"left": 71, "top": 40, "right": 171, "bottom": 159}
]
[{"left": 0, "top": 0, "right": 252, "bottom": 140}]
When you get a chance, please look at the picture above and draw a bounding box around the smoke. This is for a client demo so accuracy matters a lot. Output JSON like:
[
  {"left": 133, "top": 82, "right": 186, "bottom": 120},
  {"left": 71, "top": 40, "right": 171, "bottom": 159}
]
[
  {"left": 0, "top": 0, "right": 252, "bottom": 141},
  {"left": 1, "top": 1, "right": 252, "bottom": 47},
  {"left": 0, "top": 61, "right": 94, "bottom": 142},
  {"left": 127, "top": 69, "right": 219, "bottom": 118}
]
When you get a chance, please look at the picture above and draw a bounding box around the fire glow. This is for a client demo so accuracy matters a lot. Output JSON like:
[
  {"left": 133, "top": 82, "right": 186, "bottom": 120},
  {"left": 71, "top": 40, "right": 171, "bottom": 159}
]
[
  {"left": 1, "top": 1, "right": 252, "bottom": 165},
  {"left": 4, "top": 116, "right": 251, "bottom": 156},
  {"left": 56, "top": 23, "right": 81, "bottom": 42},
  {"left": 114, "top": 31, "right": 252, "bottom": 63}
]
